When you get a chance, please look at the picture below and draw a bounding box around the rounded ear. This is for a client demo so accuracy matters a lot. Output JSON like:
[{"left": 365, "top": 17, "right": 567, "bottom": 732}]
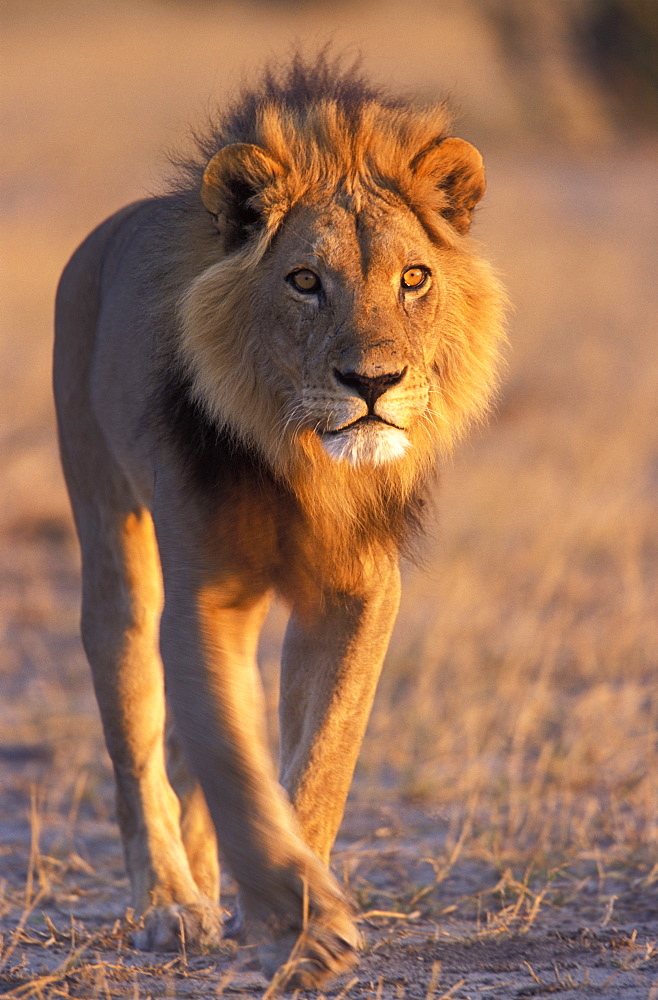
[
  {"left": 411, "top": 137, "right": 486, "bottom": 235},
  {"left": 201, "top": 143, "right": 284, "bottom": 242}
]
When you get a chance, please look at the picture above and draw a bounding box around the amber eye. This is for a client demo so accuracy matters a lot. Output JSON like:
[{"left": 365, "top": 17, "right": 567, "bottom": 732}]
[
  {"left": 401, "top": 266, "right": 430, "bottom": 291},
  {"left": 288, "top": 269, "right": 321, "bottom": 293}
]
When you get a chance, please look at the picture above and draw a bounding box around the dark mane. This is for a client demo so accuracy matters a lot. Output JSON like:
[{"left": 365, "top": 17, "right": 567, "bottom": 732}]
[
  {"left": 154, "top": 361, "right": 429, "bottom": 563},
  {"left": 222, "top": 50, "right": 402, "bottom": 136},
  {"left": 169, "top": 50, "right": 410, "bottom": 194},
  {"left": 138, "top": 53, "right": 502, "bottom": 574}
]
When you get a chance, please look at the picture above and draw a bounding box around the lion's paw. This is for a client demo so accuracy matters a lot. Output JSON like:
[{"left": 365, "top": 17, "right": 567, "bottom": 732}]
[
  {"left": 259, "top": 908, "right": 361, "bottom": 989},
  {"left": 133, "top": 901, "right": 223, "bottom": 953}
]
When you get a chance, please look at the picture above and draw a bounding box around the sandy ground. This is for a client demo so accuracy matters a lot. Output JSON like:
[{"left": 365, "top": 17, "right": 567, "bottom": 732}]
[
  {"left": 2, "top": 740, "right": 658, "bottom": 998},
  {"left": 2, "top": 2, "right": 658, "bottom": 997}
]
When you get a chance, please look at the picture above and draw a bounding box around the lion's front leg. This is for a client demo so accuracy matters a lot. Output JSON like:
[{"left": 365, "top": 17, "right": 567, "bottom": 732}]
[
  {"left": 74, "top": 507, "right": 222, "bottom": 952},
  {"left": 279, "top": 555, "right": 401, "bottom": 863},
  {"left": 155, "top": 499, "right": 360, "bottom": 988}
]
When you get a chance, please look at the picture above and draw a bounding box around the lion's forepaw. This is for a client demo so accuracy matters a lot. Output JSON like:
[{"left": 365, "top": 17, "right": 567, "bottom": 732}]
[
  {"left": 133, "top": 901, "right": 224, "bottom": 953},
  {"left": 259, "top": 908, "right": 361, "bottom": 989}
]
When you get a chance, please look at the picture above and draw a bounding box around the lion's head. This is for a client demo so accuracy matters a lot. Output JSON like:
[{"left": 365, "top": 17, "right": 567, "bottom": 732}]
[{"left": 169, "top": 61, "right": 505, "bottom": 556}]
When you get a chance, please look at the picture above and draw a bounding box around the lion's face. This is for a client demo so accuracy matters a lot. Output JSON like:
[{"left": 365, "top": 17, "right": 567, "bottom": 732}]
[
  {"left": 180, "top": 113, "right": 504, "bottom": 487},
  {"left": 256, "top": 196, "right": 442, "bottom": 466}
]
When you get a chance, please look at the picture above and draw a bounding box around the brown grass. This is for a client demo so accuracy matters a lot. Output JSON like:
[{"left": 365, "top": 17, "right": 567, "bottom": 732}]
[{"left": 2, "top": 1, "right": 658, "bottom": 997}]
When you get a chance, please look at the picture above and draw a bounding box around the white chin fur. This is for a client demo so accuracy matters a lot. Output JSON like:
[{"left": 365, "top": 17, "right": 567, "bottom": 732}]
[{"left": 322, "top": 423, "right": 410, "bottom": 466}]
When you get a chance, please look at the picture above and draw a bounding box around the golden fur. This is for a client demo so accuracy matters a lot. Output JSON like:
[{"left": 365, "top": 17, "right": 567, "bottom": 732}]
[
  {"left": 53, "top": 56, "right": 505, "bottom": 989},
  {"left": 175, "top": 92, "right": 504, "bottom": 576}
]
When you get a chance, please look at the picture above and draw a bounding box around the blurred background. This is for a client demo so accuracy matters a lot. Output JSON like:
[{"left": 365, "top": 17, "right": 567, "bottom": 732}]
[{"left": 1, "top": 0, "right": 657, "bottom": 868}]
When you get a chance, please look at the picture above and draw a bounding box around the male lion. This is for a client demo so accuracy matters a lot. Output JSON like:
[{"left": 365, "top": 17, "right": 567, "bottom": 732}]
[{"left": 54, "top": 56, "right": 505, "bottom": 988}]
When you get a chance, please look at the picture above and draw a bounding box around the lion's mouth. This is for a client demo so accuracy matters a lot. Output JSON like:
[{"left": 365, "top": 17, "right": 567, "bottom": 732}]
[{"left": 324, "top": 414, "right": 404, "bottom": 435}]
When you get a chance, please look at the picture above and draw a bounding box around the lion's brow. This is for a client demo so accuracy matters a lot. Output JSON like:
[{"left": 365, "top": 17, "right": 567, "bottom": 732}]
[{"left": 282, "top": 223, "right": 321, "bottom": 256}]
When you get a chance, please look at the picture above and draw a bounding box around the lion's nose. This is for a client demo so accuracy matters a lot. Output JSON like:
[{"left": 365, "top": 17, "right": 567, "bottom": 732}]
[{"left": 334, "top": 367, "right": 407, "bottom": 412}]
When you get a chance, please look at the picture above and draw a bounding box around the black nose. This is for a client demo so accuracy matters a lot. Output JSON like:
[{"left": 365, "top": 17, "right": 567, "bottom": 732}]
[{"left": 334, "top": 367, "right": 406, "bottom": 412}]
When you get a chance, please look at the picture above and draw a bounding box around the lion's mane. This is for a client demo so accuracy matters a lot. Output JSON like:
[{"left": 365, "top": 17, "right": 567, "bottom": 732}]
[{"left": 147, "top": 54, "right": 506, "bottom": 571}]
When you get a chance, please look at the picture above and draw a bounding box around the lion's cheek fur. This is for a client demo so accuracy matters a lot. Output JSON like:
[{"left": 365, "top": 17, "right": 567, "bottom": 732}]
[
  {"left": 422, "top": 254, "right": 507, "bottom": 447},
  {"left": 178, "top": 252, "right": 295, "bottom": 461}
]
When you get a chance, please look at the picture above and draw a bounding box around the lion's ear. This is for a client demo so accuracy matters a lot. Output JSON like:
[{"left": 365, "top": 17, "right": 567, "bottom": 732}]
[
  {"left": 411, "top": 137, "right": 485, "bottom": 235},
  {"left": 201, "top": 143, "right": 284, "bottom": 244}
]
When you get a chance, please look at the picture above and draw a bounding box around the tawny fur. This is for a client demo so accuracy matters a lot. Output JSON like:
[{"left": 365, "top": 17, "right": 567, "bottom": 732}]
[
  {"left": 173, "top": 77, "right": 505, "bottom": 575},
  {"left": 54, "top": 54, "right": 506, "bottom": 990}
]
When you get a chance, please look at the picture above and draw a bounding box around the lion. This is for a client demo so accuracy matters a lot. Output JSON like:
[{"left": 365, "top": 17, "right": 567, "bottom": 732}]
[{"left": 53, "top": 55, "right": 505, "bottom": 989}]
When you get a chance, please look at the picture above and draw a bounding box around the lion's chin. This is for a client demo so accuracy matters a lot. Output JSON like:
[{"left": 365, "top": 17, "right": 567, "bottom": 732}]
[{"left": 321, "top": 422, "right": 410, "bottom": 466}]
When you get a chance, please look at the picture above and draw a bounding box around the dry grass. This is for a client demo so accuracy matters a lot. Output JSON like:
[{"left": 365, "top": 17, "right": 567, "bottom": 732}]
[
  {"left": 2, "top": 1, "right": 658, "bottom": 996},
  {"left": 358, "top": 148, "right": 658, "bottom": 868}
]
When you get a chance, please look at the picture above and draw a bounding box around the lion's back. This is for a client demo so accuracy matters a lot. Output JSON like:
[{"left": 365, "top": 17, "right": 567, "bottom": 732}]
[{"left": 54, "top": 199, "right": 169, "bottom": 504}]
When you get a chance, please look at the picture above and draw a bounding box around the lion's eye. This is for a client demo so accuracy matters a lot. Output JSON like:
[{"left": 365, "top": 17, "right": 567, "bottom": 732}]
[
  {"left": 401, "top": 266, "right": 430, "bottom": 291},
  {"left": 288, "top": 269, "right": 321, "bottom": 293}
]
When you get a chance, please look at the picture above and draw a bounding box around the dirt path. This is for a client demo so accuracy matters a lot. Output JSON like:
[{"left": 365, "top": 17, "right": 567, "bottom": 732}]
[
  {"left": 1, "top": 726, "right": 657, "bottom": 998},
  {"left": 1, "top": 531, "right": 656, "bottom": 997}
]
